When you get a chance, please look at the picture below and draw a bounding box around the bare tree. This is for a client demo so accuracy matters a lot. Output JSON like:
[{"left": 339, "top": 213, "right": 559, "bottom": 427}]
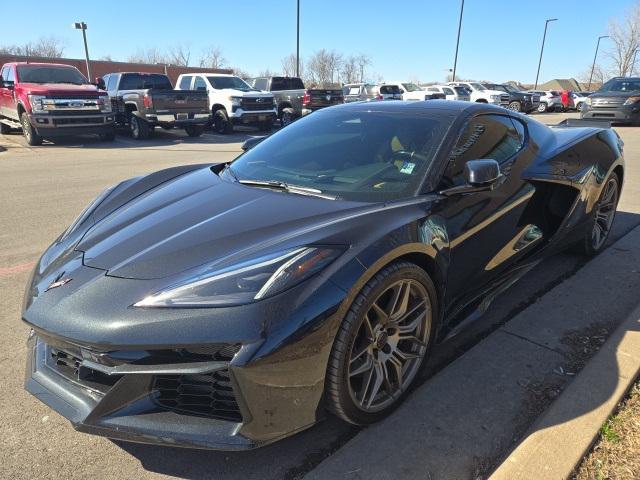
[
  {"left": 342, "top": 56, "right": 360, "bottom": 84},
  {"left": 1, "top": 36, "right": 65, "bottom": 58},
  {"left": 605, "top": 1, "right": 640, "bottom": 76},
  {"left": 167, "top": 44, "right": 191, "bottom": 66},
  {"left": 579, "top": 64, "right": 607, "bottom": 89},
  {"left": 281, "top": 53, "right": 303, "bottom": 77},
  {"left": 231, "top": 66, "right": 252, "bottom": 79},
  {"left": 355, "top": 54, "right": 371, "bottom": 82},
  {"left": 306, "top": 49, "right": 343, "bottom": 87},
  {"left": 200, "top": 46, "right": 227, "bottom": 69},
  {"left": 127, "top": 48, "right": 166, "bottom": 65},
  {"left": 259, "top": 68, "right": 277, "bottom": 77}
]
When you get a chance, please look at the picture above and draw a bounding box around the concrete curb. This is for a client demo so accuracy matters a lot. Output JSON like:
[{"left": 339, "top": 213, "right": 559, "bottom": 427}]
[{"left": 489, "top": 304, "right": 640, "bottom": 480}]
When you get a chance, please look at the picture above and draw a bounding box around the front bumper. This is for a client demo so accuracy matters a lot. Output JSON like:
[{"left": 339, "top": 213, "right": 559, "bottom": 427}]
[
  {"left": 581, "top": 104, "right": 640, "bottom": 124},
  {"left": 229, "top": 109, "right": 277, "bottom": 125},
  {"left": 30, "top": 113, "right": 115, "bottom": 136}
]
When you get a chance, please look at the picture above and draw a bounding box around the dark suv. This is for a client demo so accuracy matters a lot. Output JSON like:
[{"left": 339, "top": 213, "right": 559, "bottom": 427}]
[
  {"left": 581, "top": 77, "right": 640, "bottom": 125},
  {"left": 482, "top": 83, "right": 540, "bottom": 113}
]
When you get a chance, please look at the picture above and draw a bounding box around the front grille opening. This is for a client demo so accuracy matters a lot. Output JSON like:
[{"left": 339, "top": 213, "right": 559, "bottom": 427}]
[
  {"left": 50, "top": 348, "right": 120, "bottom": 393},
  {"left": 153, "top": 369, "right": 243, "bottom": 422}
]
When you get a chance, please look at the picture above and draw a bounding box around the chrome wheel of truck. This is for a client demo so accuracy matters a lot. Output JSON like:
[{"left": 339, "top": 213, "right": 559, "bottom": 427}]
[{"left": 21, "top": 112, "right": 42, "bottom": 146}]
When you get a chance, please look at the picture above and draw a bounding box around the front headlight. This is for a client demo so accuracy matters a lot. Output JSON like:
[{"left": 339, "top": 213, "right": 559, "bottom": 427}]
[
  {"left": 623, "top": 96, "right": 640, "bottom": 105},
  {"left": 98, "top": 95, "right": 112, "bottom": 112},
  {"left": 229, "top": 96, "right": 243, "bottom": 107},
  {"left": 586, "top": 97, "right": 592, "bottom": 105},
  {"left": 134, "top": 246, "right": 343, "bottom": 308},
  {"left": 490, "top": 95, "right": 500, "bottom": 101},
  {"left": 28, "top": 95, "right": 47, "bottom": 112}
]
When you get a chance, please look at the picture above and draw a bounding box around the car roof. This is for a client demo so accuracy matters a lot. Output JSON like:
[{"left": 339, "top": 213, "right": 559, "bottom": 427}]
[{"left": 8, "top": 62, "right": 77, "bottom": 68}]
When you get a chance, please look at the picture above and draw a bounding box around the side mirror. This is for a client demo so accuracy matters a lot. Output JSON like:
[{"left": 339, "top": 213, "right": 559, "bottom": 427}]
[
  {"left": 399, "top": 89, "right": 405, "bottom": 94},
  {"left": 465, "top": 159, "right": 501, "bottom": 186},
  {"left": 241, "top": 136, "right": 267, "bottom": 152},
  {"left": 95, "top": 77, "right": 106, "bottom": 90},
  {"left": 440, "top": 159, "right": 502, "bottom": 196},
  {"left": 2, "top": 79, "right": 14, "bottom": 89}
]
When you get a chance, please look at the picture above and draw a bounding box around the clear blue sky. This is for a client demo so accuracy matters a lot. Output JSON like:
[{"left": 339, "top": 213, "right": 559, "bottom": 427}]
[{"left": 2, "top": 0, "right": 636, "bottom": 83}]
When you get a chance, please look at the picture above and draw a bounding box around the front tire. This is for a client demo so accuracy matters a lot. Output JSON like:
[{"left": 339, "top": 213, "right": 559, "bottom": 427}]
[
  {"left": 280, "top": 109, "right": 294, "bottom": 127},
  {"left": 577, "top": 172, "right": 620, "bottom": 256},
  {"left": 130, "top": 115, "right": 151, "bottom": 140},
  {"left": 508, "top": 101, "right": 522, "bottom": 112},
  {"left": 537, "top": 102, "right": 548, "bottom": 113},
  {"left": 20, "top": 112, "right": 42, "bottom": 146},
  {"left": 326, "top": 261, "right": 436, "bottom": 425},
  {"left": 213, "top": 109, "right": 233, "bottom": 134}
]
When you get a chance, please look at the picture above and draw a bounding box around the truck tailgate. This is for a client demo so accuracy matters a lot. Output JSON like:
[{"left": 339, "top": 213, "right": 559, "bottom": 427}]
[
  {"left": 307, "top": 89, "right": 344, "bottom": 107},
  {"left": 150, "top": 90, "right": 209, "bottom": 114}
]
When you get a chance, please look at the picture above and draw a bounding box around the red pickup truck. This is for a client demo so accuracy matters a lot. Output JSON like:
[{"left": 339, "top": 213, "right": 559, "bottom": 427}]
[{"left": 0, "top": 62, "right": 115, "bottom": 145}]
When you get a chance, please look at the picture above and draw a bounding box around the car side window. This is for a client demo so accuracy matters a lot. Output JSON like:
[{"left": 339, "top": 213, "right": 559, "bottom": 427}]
[
  {"left": 6, "top": 66, "right": 15, "bottom": 83},
  {"left": 0, "top": 67, "right": 6, "bottom": 82},
  {"left": 179, "top": 76, "right": 192, "bottom": 90},
  {"left": 442, "top": 114, "right": 525, "bottom": 186},
  {"left": 193, "top": 76, "right": 207, "bottom": 91},
  {"left": 106, "top": 74, "right": 117, "bottom": 91},
  {"left": 443, "top": 87, "right": 454, "bottom": 95}
]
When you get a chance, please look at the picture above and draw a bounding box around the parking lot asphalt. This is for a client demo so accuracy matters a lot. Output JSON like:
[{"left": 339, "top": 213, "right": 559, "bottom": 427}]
[{"left": 1, "top": 112, "right": 639, "bottom": 480}]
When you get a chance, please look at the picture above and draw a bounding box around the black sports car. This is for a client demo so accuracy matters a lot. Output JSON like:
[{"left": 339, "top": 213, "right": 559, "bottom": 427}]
[{"left": 23, "top": 101, "right": 623, "bottom": 450}]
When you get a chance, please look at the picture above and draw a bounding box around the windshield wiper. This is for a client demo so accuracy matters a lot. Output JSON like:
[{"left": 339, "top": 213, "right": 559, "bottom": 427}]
[{"left": 238, "top": 179, "right": 336, "bottom": 200}]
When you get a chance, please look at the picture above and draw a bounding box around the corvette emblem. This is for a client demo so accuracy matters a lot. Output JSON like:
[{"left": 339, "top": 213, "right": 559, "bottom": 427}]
[{"left": 46, "top": 276, "right": 72, "bottom": 291}]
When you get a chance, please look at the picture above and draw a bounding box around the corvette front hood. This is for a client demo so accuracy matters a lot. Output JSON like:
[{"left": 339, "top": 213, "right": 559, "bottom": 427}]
[{"left": 76, "top": 168, "right": 365, "bottom": 279}]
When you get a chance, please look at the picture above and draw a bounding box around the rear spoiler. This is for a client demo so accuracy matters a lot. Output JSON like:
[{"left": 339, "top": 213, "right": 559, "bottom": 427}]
[{"left": 554, "top": 118, "right": 611, "bottom": 128}]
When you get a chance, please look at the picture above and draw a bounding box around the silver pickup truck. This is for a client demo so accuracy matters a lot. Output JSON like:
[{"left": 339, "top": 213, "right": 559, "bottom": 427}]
[{"left": 99, "top": 72, "right": 210, "bottom": 139}]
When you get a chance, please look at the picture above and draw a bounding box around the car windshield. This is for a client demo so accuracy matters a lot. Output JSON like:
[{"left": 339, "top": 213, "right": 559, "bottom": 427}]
[
  {"left": 503, "top": 85, "right": 520, "bottom": 93},
  {"left": 223, "top": 109, "right": 449, "bottom": 202},
  {"left": 454, "top": 87, "right": 469, "bottom": 95},
  {"left": 402, "top": 83, "right": 421, "bottom": 92},
  {"left": 488, "top": 84, "right": 508, "bottom": 92},
  {"left": 380, "top": 85, "right": 401, "bottom": 94},
  {"left": 598, "top": 78, "right": 640, "bottom": 93},
  {"left": 17, "top": 65, "right": 88, "bottom": 85},
  {"left": 207, "top": 76, "right": 255, "bottom": 91},
  {"left": 470, "top": 83, "right": 486, "bottom": 91}
]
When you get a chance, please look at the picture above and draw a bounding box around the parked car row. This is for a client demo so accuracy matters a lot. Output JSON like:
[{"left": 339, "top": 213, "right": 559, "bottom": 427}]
[{"left": 2, "top": 61, "right": 639, "bottom": 145}]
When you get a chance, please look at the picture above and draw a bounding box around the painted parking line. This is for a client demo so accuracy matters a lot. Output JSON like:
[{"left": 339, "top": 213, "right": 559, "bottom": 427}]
[{"left": 0, "top": 262, "right": 36, "bottom": 277}]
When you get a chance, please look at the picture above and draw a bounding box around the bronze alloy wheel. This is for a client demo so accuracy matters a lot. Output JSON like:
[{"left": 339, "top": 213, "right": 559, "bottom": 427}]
[{"left": 347, "top": 277, "right": 431, "bottom": 413}]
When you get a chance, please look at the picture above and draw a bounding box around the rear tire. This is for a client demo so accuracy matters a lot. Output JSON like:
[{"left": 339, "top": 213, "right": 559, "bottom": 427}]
[
  {"left": 185, "top": 125, "right": 204, "bottom": 137},
  {"left": 280, "top": 109, "right": 294, "bottom": 127},
  {"left": 20, "top": 112, "right": 42, "bottom": 146},
  {"left": 326, "top": 261, "right": 437, "bottom": 425},
  {"left": 576, "top": 172, "right": 620, "bottom": 257},
  {"left": 130, "top": 115, "right": 151, "bottom": 140}
]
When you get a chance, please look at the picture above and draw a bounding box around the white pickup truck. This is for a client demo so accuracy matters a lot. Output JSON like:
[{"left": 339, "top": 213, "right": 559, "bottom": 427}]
[
  {"left": 447, "top": 81, "right": 510, "bottom": 106},
  {"left": 176, "top": 73, "right": 277, "bottom": 134}
]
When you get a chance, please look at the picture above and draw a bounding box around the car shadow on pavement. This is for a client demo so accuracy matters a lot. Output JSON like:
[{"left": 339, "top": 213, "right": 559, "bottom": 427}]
[{"left": 115, "top": 211, "right": 640, "bottom": 480}]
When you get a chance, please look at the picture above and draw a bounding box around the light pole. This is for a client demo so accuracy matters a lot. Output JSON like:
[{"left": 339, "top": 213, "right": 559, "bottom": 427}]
[
  {"left": 296, "top": 0, "right": 300, "bottom": 77},
  {"left": 534, "top": 18, "right": 557, "bottom": 90},
  {"left": 72, "top": 22, "right": 92, "bottom": 81},
  {"left": 451, "top": 0, "right": 465, "bottom": 82},
  {"left": 588, "top": 35, "right": 608, "bottom": 90}
]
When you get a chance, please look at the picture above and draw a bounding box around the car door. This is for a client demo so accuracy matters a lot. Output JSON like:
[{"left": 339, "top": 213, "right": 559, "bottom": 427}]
[
  {"left": 432, "top": 113, "right": 537, "bottom": 315},
  {"left": 0, "top": 66, "right": 17, "bottom": 119}
]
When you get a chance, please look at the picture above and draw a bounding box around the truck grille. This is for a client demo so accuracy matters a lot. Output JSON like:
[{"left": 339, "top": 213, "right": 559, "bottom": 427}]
[
  {"left": 153, "top": 369, "right": 242, "bottom": 422},
  {"left": 500, "top": 94, "right": 510, "bottom": 104},
  {"left": 592, "top": 98, "right": 625, "bottom": 108},
  {"left": 241, "top": 97, "right": 274, "bottom": 111}
]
